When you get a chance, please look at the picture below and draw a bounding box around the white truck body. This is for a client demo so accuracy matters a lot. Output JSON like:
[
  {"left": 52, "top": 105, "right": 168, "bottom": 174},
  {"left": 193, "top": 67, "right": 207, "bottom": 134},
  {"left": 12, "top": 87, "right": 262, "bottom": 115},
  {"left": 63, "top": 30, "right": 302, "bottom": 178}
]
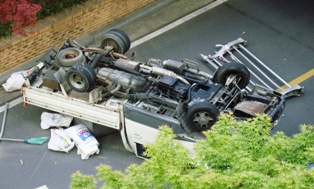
[
  {"left": 22, "top": 85, "right": 196, "bottom": 158},
  {"left": 20, "top": 36, "right": 299, "bottom": 159}
]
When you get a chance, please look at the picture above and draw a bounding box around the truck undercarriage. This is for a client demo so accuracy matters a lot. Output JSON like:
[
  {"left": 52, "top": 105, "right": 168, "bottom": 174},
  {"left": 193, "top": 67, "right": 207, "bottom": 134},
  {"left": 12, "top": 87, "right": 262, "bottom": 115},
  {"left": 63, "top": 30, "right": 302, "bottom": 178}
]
[{"left": 21, "top": 29, "right": 303, "bottom": 158}]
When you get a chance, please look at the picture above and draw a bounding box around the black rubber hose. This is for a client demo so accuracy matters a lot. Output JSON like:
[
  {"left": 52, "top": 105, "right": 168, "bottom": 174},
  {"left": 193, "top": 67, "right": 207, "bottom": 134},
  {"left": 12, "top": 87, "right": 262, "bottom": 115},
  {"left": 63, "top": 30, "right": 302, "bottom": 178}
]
[{"left": 90, "top": 54, "right": 102, "bottom": 68}]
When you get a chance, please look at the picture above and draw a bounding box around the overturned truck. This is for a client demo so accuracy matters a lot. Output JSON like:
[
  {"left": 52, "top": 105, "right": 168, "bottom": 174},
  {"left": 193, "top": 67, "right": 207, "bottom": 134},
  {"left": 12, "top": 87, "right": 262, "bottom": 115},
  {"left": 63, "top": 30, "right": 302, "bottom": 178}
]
[{"left": 22, "top": 29, "right": 302, "bottom": 158}]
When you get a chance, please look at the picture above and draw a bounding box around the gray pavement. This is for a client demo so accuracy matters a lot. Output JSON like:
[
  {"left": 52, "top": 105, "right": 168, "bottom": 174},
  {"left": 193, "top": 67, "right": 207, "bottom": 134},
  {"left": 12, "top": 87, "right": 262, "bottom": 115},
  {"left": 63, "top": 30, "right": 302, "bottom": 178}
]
[
  {"left": 0, "top": 0, "right": 214, "bottom": 107},
  {"left": 1, "top": 0, "right": 313, "bottom": 188},
  {"left": 0, "top": 1, "right": 216, "bottom": 188},
  {"left": 126, "top": 0, "right": 314, "bottom": 137}
]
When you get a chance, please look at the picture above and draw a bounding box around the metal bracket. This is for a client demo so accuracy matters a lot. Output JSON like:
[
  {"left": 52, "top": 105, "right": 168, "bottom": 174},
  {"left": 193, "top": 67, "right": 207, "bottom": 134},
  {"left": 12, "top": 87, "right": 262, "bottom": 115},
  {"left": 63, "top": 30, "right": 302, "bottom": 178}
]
[
  {"left": 206, "top": 38, "right": 247, "bottom": 59},
  {"left": 280, "top": 85, "right": 304, "bottom": 98},
  {"left": 201, "top": 38, "right": 304, "bottom": 98},
  {"left": 225, "top": 74, "right": 237, "bottom": 87}
]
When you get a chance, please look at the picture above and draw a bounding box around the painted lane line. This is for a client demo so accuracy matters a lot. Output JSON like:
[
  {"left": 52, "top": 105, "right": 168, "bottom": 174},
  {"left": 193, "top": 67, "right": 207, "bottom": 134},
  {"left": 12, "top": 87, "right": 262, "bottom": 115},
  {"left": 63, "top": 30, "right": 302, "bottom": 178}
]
[
  {"left": 277, "top": 68, "right": 314, "bottom": 91},
  {"left": 287, "top": 68, "right": 314, "bottom": 86},
  {"left": 130, "top": 0, "right": 227, "bottom": 49},
  {"left": 0, "top": 97, "right": 23, "bottom": 113}
]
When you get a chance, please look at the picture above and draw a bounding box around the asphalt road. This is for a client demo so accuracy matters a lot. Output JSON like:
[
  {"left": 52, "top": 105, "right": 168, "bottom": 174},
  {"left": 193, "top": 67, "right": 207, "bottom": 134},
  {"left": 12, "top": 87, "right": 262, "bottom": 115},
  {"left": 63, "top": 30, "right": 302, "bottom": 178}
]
[
  {"left": 0, "top": 104, "right": 143, "bottom": 189},
  {"left": 0, "top": 0, "right": 313, "bottom": 188},
  {"left": 126, "top": 0, "right": 314, "bottom": 136}
]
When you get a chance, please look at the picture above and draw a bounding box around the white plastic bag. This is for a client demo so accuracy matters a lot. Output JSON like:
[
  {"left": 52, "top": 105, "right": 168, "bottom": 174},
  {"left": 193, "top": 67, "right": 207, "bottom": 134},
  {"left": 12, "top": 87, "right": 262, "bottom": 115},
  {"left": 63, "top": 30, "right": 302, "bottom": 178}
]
[
  {"left": 40, "top": 112, "right": 73, "bottom": 129},
  {"left": 65, "top": 124, "right": 100, "bottom": 160},
  {"left": 48, "top": 128, "right": 75, "bottom": 153},
  {"left": 2, "top": 73, "right": 25, "bottom": 92},
  {"left": 2, "top": 62, "right": 45, "bottom": 92},
  {"left": 76, "top": 144, "right": 100, "bottom": 160}
]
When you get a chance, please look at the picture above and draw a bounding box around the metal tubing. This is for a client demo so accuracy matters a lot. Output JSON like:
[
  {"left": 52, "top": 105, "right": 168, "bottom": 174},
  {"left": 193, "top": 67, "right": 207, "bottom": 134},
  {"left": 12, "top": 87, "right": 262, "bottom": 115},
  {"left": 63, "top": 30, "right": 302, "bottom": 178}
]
[
  {"left": 0, "top": 102, "right": 9, "bottom": 138},
  {"left": 233, "top": 48, "right": 278, "bottom": 90},
  {"left": 239, "top": 44, "right": 291, "bottom": 87},
  {"left": 207, "top": 38, "right": 246, "bottom": 59},
  {"left": 214, "top": 56, "right": 253, "bottom": 92},
  {"left": 216, "top": 46, "right": 268, "bottom": 91},
  {"left": 245, "top": 86, "right": 252, "bottom": 93},
  {"left": 213, "top": 59, "right": 223, "bottom": 67},
  {"left": 200, "top": 54, "right": 219, "bottom": 70}
]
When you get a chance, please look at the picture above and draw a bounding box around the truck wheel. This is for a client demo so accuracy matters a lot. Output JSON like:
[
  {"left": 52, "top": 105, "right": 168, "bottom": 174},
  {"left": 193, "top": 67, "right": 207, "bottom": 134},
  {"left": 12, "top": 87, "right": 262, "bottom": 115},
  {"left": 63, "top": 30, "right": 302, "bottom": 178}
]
[
  {"left": 186, "top": 102, "right": 219, "bottom": 132},
  {"left": 101, "top": 32, "right": 127, "bottom": 54},
  {"left": 108, "top": 28, "right": 131, "bottom": 53},
  {"left": 65, "top": 62, "right": 96, "bottom": 92},
  {"left": 213, "top": 62, "right": 250, "bottom": 89},
  {"left": 56, "top": 48, "right": 85, "bottom": 67}
]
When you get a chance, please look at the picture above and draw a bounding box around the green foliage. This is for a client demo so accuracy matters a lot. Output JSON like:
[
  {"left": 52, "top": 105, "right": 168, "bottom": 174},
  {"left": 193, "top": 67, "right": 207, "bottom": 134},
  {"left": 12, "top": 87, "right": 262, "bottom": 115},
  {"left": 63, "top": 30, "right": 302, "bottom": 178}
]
[
  {"left": 124, "top": 126, "right": 193, "bottom": 188},
  {"left": 69, "top": 171, "right": 97, "bottom": 189},
  {"left": 33, "top": 0, "right": 88, "bottom": 19},
  {"left": 96, "top": 165, "right": 125, "bottom": 189},
  {"left": 70, "top": 114, "right": 314, "bottom": 188},
  {"left": 0, "top": 21, "right": 12, "bottom": 39},
  {"left": 0, "top": 0, "right": 42, "bottom": 36}
]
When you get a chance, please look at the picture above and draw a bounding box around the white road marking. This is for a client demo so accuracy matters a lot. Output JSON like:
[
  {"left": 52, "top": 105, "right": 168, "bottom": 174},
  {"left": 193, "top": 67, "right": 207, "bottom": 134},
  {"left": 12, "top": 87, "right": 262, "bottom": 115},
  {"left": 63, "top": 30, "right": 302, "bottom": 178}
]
[
  {"left": 0, "top": 97, "right": 23, "bottom": 113},
  {"left": 0, "top": 1, "right": 226, "bottom": 112},
  {"left": 130, "top": 0, "right": 227, "bottom": 49}
]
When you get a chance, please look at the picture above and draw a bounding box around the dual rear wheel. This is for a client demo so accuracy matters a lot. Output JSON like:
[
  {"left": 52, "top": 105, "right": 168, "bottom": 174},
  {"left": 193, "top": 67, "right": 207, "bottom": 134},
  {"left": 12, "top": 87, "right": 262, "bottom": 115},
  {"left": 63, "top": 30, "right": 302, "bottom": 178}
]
[
  {"left": 64, "top": 29, "right": 131, "bottom": 92},
  {"left": 63, "top": 31, "right": 250, "bottom": 133},
  {"left": 187, "top": 62, "right": 250, "bottom": 132},
  {"left": 101, "top": 28, "right": 131, "bottom": 54}
]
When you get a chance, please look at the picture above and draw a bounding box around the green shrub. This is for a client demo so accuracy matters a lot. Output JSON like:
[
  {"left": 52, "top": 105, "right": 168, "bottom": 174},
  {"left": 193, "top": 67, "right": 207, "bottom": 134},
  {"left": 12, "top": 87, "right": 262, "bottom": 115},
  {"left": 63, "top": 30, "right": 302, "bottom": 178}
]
[
  {"left": 69, "top": 113, "right": 314, "bottom": 189},
  {"left": 0, "top": 21, "right": 13, "bottom": 39},
  {"left": 70, "top": 171, "right": 97, "bottom": 189},
  {"left": 33, "top": 0, "right": 88, "bottom": 19}
]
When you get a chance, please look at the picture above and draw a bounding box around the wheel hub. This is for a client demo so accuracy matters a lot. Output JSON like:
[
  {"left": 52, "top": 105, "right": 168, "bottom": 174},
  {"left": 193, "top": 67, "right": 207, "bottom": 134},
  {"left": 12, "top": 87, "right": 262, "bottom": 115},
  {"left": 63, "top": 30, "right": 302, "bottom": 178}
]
[
  {"left": 70, "top": 73, "right": 84, "bottom": 89},
  {"left": 193, "top": 112, "right": 214, "bottom": 128}
]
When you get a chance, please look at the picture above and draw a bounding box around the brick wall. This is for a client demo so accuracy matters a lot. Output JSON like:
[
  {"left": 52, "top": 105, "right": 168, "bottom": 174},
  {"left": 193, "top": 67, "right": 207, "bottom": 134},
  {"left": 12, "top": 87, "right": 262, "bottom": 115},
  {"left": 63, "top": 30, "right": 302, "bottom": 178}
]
[{"left": 0, "top": 0, "right": 155, "bottom": 74}]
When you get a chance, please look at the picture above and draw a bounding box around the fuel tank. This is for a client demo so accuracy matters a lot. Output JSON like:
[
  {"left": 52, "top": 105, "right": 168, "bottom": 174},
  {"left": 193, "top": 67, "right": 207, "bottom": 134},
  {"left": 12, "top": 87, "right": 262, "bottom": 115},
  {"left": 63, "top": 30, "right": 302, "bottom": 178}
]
[{"left": 98, "top": 67, "right": 147, "bottom": 91}]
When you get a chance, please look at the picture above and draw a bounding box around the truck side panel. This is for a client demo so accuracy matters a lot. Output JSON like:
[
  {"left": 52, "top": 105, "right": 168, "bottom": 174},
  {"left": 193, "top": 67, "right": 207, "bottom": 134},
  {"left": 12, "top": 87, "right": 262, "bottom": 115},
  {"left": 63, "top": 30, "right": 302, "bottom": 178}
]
[{"left": 22, "top": 87, "right": 121, "bottom": 130}]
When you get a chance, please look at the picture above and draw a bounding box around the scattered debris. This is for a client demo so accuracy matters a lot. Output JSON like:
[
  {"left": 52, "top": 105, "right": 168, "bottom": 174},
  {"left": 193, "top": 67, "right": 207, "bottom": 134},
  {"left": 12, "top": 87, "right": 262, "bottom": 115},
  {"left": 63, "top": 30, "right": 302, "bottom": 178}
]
[
  {"left": 40, "top": 112, "right": 73, "bottom": 130},
  {"left": 1, "top": 103, "right": 48, "bottom": 145},
  {"left": 48, "top": 128, "right": 74, "bottom": 153},
  {"left": 0, "top": 137, "right": 49, "bottom": 145},
  {"left": 35, "top": 185, "right": 49, "bottom": 189},
  {"left": 2, "top": 62, "right": 44, "bottom": 92},
  {"left": 65, "top": 124, "right": 99, "bottom": 160}
]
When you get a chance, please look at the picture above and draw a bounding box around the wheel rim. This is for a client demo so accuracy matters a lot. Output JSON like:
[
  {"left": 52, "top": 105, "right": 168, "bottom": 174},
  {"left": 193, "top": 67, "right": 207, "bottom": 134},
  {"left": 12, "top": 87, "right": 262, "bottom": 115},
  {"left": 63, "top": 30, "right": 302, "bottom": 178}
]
[
  {"left": 213, "top": 62, "right": 250, "bottom": 89},
  {"left": 104, "top": 40, "right": 118, "bottom": 50},
  {"left": 61, "top": 50, "right": 78, "bottom": 59},
  {"left": 192, "top": 111, "right": 215, "bottom": 129},
  {"left": 102, "top": 37, "right": 124, "bottom": 54},
  {"left": 102, "top": 33, "right": 126, "bottom": 54},
  {"left": 109, "top": 30, "right": 131, "bottom": 52},
  {"left": 69, "top": 73, "right": 86, "bottom": 90}
]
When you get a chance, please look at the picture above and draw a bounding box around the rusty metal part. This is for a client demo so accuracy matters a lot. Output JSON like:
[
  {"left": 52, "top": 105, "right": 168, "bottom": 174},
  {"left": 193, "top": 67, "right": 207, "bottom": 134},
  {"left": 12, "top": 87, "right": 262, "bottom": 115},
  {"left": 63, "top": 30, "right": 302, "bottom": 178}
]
[
  {"left": 234, "top": 100, "right": 267, "bottom": 116},
  {"left": 84, "top": 47, "right": 111, "bottom": 56},
  {"left": 72, "top": 39, "right": 87, "bottom": 50},
  {"left": 111, "top": 52, "right": 128, "bottom": 59}
]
